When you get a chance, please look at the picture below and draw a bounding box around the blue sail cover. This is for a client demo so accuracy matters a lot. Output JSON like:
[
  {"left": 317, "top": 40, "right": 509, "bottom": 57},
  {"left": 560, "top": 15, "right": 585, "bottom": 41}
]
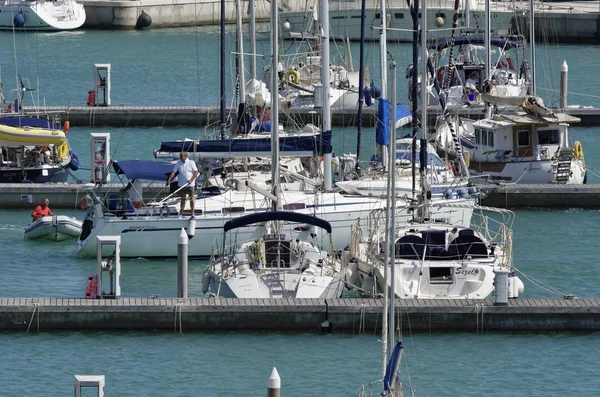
[
  {"left": 395, "top": 104, "right": 412, "bottom": 129},
  {"left": 159, "top": 130, "right": 332, "bottom": 156},
  {"left": 376, "top": 99, "right": 390, "bottom": 145},
  {"left": 0, "top": 115, "right": 59, "bottom": 129},
  {"left": 223, "top": 211, "right": 332, "bottom": 234},
  {"left": 428, "top": 36, "right": 519, "bottom": 51},
  {"left": 112, "top": 160, "right": 175, "bottom": 181},
  {"left": 383, "top": 341, "right": 404, "bottom": 393}
]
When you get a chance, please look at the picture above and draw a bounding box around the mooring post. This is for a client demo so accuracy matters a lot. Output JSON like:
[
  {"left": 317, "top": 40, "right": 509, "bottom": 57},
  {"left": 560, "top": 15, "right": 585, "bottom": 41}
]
[
  {"left": 494, "top": 268, "right": 509, "bottom": 306},
  {"left": 560, "top": 60, "right": 568, "bottom": 109},
  {"left": 177, "top": 228, "right": 188, "bottom": 298},
  {"left": 267, "top": 367, "right": 281, "bottom": 397}
]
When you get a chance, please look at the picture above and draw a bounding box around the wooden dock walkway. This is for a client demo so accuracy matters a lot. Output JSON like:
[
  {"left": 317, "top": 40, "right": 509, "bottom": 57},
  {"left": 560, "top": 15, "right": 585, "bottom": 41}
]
[
  {"left": 25, "top": 105, "right": 600, "bottom": 128},
  {"left": 1, "top": 297, "right": 597, "bottom": 333}
]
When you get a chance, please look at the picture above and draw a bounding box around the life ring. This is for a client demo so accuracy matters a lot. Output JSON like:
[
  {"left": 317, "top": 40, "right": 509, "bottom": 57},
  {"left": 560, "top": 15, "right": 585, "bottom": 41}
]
[
  {"left": 573, "top": 141, "right": 583, "bottom": 159},
  {"left": 462, "top": 151, "right": 470, "bottom": 168},
  {"left": 285, "top": 70, "right": 300, "bottom": 84},
  {"left": 436, "top": 66, "right": 453, "bottom": 83}
]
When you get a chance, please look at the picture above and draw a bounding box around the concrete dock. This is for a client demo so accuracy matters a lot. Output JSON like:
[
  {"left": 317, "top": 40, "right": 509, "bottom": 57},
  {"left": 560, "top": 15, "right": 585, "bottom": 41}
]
[
  {"left": 24, "top": 105, "right": 600, "bottom": 128},
  {"left": 1, "top": 297, "right": 597, "bottom": 332},
  {"left": 479, "top": 183, "right": 600, "bottom": 209},
  {"left": 0, "top": 183, "right": 168, "bottom": 209},
  {"left": 4, "top": 182, "right": 600, "bottom": 209},
  {"left": 80, "top": 0, "right": 600, "bottom": 44}
]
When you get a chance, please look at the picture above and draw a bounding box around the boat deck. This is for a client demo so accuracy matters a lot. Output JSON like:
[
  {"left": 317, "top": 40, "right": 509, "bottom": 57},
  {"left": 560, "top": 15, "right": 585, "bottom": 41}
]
[{"left": 2, "top": 297, "right": 597, "bottom": 332}]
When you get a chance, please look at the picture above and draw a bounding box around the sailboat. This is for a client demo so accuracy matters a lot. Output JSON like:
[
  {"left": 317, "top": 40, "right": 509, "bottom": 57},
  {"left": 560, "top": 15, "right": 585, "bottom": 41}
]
[
  {"left": 431, "top": 0, "right": 586, "bottom": 185},
  {"left": 350, "top": 0, "right": 525, "bottom": 300},
  {"left": 0, "top": 0, "right": 85, "bottom": 30},
  {"left": 203, "top": 0, "right": 347, "bottom": 299}
]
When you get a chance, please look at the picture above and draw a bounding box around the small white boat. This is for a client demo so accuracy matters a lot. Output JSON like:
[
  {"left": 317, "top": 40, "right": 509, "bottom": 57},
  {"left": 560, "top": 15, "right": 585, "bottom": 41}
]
[
  {"left": 0, "top": 0, "right": 85, "bottom": 31},
  {"left": 24, "top": 215, "right": 82, "bottom": 241}
]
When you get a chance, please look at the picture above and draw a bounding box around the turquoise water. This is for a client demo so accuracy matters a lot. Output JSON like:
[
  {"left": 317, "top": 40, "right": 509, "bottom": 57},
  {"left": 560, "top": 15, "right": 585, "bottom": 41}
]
[{"left": 1, "top": 28, "right": 600, "bottom": 395}]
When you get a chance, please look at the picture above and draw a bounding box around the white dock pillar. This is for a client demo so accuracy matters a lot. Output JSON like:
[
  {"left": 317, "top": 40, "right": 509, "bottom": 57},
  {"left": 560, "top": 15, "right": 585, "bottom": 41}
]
[
  {"left": 560, "top": 60, "right": 568, "bottom": 109},
  {"left": 267, "top": 367, "right": 280, "bottom": 397},
  {"left": 494, "top": 268, "right": 509, "bottom": 306},
  {"left": 177, "top": 228, "right": 188, "bottom": 298},
  {"left": 94, "top": 64, "right": 111, "bottom": 106},
  {"left": 74, "top": 375, "right": 105, "bottom": 397},
  {"left": 96, "top": 236, "right": 121, "bottom": 299}
]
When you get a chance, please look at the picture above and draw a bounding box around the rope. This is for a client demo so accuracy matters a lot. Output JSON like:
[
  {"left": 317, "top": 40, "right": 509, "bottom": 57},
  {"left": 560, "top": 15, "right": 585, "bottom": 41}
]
[
  {"left": 174, "top": 303, "right": 183, "bottom": 334},
  {"left": 475, "top": 303, "right": 484, "bottom": 334},
  {"left": 26, "top": 302, "right": 39, "bottom": 333},
  {"left": 512, "top": 266, "right": 576, "bottom": 299}
]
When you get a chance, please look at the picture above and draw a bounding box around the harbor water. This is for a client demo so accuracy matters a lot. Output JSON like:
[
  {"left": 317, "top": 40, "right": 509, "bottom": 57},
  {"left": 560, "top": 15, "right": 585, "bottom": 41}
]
[{"left": 0, "top": 27, "right": 600, "bottom": 395}]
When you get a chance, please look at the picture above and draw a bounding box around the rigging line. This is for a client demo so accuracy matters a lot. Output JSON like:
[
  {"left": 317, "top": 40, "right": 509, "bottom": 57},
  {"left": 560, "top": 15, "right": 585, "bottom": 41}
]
[{"left": 26, "top": 302, "right": 39, "bottom": 333}]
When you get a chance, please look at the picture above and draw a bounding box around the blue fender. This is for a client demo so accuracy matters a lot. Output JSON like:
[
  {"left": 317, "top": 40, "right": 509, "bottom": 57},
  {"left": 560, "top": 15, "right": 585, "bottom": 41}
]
[{"left": 68, "top": 148, "right": 80, "bottom": 171}]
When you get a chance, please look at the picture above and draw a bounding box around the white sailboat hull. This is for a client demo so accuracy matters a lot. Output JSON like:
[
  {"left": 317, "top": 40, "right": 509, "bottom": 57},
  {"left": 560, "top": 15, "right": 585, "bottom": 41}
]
[
  {"left": 75, "top": 191, "right": 473, "bottom": 258},
  {"left": 0, "top": 0, "right": 85, "bottom": 30}
]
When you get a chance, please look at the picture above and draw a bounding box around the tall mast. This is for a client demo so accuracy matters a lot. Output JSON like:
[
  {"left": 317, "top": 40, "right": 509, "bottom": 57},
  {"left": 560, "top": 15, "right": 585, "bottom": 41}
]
[
  {"left": 529, "top": 0, "right": 536, "bottom": 96},
  {"left": 270, "top": 0, "right": 281, "bottom": 210},
  {"left": 235, "top": 0, "right": 247, "bottom": 133},
  {"left": 388, "top": 60, "right": 397, "bottom": 357},
  {"left": 219, "top": 0, "right": 226, "bottom": 140},
  {"left": 355, "top": 0, "right": 367, "bottom": 174},
  {"left": 410, "top": 0, "right": 419, "bottom": 200},
  {"left": 321, "top": 0, "right": 332, "bottom": 191},
  {"left": 420, "top": 0, "right": 429, "bottom": 221},
  {"left": 249, "top": 0, "right": 257, "bottom": 81},
  {"left": 378, "top": 0, "right": 388, "bottom": 170}
]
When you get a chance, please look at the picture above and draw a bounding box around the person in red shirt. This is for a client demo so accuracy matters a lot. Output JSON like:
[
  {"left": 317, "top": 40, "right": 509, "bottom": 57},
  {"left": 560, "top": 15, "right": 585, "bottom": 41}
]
[{"left": 31, "top": 198, "right": 54, "bottom": 222}]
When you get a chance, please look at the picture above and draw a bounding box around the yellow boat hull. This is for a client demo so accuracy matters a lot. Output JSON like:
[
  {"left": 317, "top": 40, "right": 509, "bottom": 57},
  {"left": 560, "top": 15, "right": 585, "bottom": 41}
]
[{"left": 0, "top": 124, "right": 66, "bottom": 146}]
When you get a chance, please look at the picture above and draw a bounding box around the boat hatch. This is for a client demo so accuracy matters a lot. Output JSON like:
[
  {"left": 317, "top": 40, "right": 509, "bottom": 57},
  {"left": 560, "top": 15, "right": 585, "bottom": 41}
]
[
  {"left": 263, "top": 234, "right": 291, "bottom": 268},
  {"left": 429, "top": 267, "right": 454, "bottom": 284}
]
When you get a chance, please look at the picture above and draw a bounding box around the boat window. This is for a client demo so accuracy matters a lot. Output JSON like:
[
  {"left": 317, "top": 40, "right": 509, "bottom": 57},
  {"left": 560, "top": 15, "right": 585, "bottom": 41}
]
[
  {"left": 436, "top": 12, "right": 446, "bottom": 18},
  {"left": 429, "top": 267, "right": 453, "bottom": 284},
  {"left": 283, "top": 203, "right": 306, "bottom": 210},
  {"left": 395, "top": 13, "right": 404, "bottom": 19},
  {"left": 482, "top": 129, "right": 488, "bottom": 146},
  {"left": 488, "top": 130, "right": 494, "bottom": 147},
  {"left": 538, "top": 129, "right": 559, "bottom": 145},
  {"left": 332, "top": 16, "right": 346, "bottom": 20},
  {"left": 517, "top": 130, "right": 530, "bottom": 147},
  {"left": 475, "top": 128, "right": 481, "bottom": 144},
  {"left": 222, "top": 207, "right": 245, "bottom": 214},
  {"left": 375, "top": 12, "right": 381, "bottom": 18}
]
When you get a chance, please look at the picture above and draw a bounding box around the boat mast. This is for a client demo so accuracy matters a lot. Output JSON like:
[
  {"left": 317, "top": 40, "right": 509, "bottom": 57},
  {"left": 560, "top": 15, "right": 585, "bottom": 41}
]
[
  {"left": 355, "top": 0, "right": 367, "bottom": 175},
  {"left": 378, "top": 0, "right": 388, "bottom": 171},
  {"left": 321, "top": 0, "right": 332, "bottom": 191},
  {"left": 270, "top": 0, "right": 281, "bottom": 211},
  {"left": 235, "top": 0, "right": 247, "bottom": 133},
  {"left": 219, "top": 0, "right": 226, "bottom": 140},
  {"left": 388, "top": 60, "right": 398, "bottom": 358},
  {"left": 529, "top": 0, "right": 536, "bottom": 96},
  {"left": 249, "top": 0, "right": 257, "bottom": 82},
  {"left": 410, "top": 0, "right": 419, "bottom": 201},
  {"left": 419, "top": 0, "right": 430, "bottom": 221}
]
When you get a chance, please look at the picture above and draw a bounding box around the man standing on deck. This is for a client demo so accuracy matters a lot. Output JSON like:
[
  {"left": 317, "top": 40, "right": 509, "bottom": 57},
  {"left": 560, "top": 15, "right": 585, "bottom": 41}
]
[
  {"left": 167, "top": 151, "right": 199, "bottom": 218},
  {"left": 31, "top": 198, "right": 54, "bottom": 222}
]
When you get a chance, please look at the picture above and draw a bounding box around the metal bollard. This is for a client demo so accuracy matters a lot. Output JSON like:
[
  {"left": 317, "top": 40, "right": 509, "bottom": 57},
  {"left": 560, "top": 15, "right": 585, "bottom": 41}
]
[
  {"left": 267, "top": 367, "right": 281, "bottom": 397},
  {"left": 177, "top": 228, "right": 188, "bottom": 298}
]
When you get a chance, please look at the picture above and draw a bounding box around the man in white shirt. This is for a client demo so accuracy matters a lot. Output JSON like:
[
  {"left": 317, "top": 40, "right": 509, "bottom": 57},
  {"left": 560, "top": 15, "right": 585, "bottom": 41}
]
[{"left": 167, "top": 151, "right": 199, "bottom": 217}]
